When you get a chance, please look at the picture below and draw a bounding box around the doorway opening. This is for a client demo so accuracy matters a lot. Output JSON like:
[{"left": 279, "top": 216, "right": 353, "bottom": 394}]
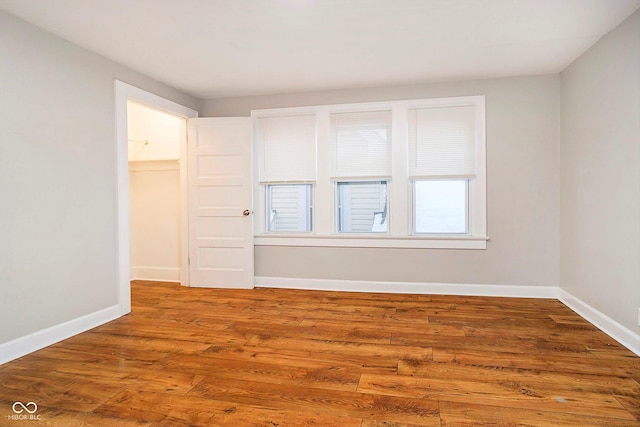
[
  {"left": 127, "top": 100, "right": 185, "bottom": 284},
  {"left": 115, "top": 80, "right": 198, "bottom": 315}
]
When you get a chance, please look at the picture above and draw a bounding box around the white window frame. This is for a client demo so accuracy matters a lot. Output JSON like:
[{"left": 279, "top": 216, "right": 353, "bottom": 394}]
[{"left": 252, "top": 96, "right": 487, "bottom": 249}]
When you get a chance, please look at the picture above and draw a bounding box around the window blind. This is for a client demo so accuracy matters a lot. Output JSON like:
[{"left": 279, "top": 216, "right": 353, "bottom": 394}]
[
  {"left": 330, "top": 110, "right": 392, "bottom": 179},
  {"left": 257, "top": 114, "right": 316, "bottom": 183},
  {"left": 408, "top": 105, "right": 476, "bottom": 178}
]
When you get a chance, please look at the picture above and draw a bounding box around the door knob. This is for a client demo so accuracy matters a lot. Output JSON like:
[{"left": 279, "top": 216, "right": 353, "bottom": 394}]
[{"left": 243, "top": 209, "right": 251, "bottom": 216}]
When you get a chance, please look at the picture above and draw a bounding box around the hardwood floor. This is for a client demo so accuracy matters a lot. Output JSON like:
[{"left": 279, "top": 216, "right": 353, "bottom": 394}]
[{"left": 1, "top": 280, "right": 639, "bottom": 426}]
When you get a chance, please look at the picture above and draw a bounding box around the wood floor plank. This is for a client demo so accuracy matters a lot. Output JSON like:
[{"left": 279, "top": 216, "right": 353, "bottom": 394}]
[
  {"left": 0, "top": 400, "right": 152, "bottom": 427},
  {"left": 0, "top": 280, "right": 638, "bottom": 425},
  {"left": 202, "top": 343, "right": 398, "bottom": 374},
  {"left": 549, "top": 313, "right": 596, "bottom": 325},
  {"left": 153, "top": 353, "right": 360, "bottom": 392},
  {"left": 432, "top": 347, "right": 620, "bottom": 376},
  {"left": 245, "top": 334, "right": 433, "bottom": 368},
  {"left": 0, "top": 373, "right": 123, "bottom": 413},
  {"left": 395, "top": 328, "right": 602, "bottom": 355},
  {"left": 310, "top": 318, "right": 464, "bottom": 337},
  {"left": 357, "top": 372, "right": 636, "bottom": 420},
  {"left": 590, "top": 348, "right": 640, "bottom": 381},
  {"left": 96, "top": 390, "right": 363, "bottom": 427},
  {"left": 229, "top": 319, "right": 393, "bottom": 344},
  {"left": 360, "top": 420, "right": 436, "bottom": 427},
  {"left": 397, "top": 359, "right": 640, "bottom": 397},
  {"left": 191, "top": 376, "right": 441, "bottom": 425},
  {"left": 81, "top": 331, "right": 212, "bottom": 354},
  {"left": 616, "top": 394, "right": 640, "bottom": 421},
  {"left": 439, "top": 400, "right": 640, "bottom": 427}
]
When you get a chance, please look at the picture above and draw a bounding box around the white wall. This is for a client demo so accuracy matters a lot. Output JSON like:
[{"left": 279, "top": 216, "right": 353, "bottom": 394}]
[
  {"left": 0, "top": 9, "right": 200, "bottom": 346},
  {"left": 203, "top": 75, "right": 561, "bottom": 288},
  {"left": 560, "top": 10, "right": 640, "bottom": 335}
]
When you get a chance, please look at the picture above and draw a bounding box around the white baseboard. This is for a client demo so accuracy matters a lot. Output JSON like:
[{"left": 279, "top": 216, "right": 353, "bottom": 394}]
[
  {"left": 0, "top": 305, "right": 121, "bottom": 365},
  {"left": 559, "top": 289, "right": 640, "bottom": 357},
  {"left": 131, "top": 266, "right": 180, "bottom": 282},
  {"left": 254, "top": 276, "right": 559, "bottom": 299}
]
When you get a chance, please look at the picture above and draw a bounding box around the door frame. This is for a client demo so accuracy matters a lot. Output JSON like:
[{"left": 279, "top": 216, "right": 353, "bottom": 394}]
[{"left": 114, "top": 80, "right": 198, "bottom": 315}]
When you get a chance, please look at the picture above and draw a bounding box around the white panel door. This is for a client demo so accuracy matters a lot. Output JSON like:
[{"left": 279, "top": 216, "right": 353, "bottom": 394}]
[{"left": 187, "top": 117, "right": 253, "bottom": 288}]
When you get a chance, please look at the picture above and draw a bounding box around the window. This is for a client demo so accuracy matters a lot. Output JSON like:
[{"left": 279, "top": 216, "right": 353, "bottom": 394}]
[
  {"left": 337, "top": 181, "right": 388, "bottom": 233},
  {"left": 331, "top": 110, "right": 392, "bottom": 233},
  {"left": 252, "top": 96, "right": 487, "bottom": 249},
  {"left": 413, "top": 180, "right": 467, "bottom": 234},
  {"left": 256, "top": 113, "right": 316, "bottom": 233},
  {"left": 267, "top": 184, "right": 313, "bottom": 232},
  {"left": 408, "top": 104, "right": 477, "bottom": 235}
]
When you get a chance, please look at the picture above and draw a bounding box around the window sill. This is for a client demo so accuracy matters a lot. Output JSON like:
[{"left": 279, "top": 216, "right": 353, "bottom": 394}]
[{"left": 254, "top": 234, "right": 489, "bottom": 249}]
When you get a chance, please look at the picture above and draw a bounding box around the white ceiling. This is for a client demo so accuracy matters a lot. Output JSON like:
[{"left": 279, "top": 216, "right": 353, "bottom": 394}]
[{"left": 1, "top": 0, "right": 638, "bottom": 99}]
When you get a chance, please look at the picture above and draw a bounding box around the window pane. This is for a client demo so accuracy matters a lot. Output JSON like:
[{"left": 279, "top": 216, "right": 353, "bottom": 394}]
[
  {"left": 337, "top": 181, "right": 388, "bottom": 233},
  {"left": 267, "top": 184, "right": 313, "bottom": 232},
  {"left": 414, "top": 180, "right": 467, "bottom": 234}
]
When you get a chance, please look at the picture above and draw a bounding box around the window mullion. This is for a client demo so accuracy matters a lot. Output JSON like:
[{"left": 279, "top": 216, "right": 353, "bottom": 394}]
[
  {"left": 390, "top": 102, "right": 408, "bottom": 236},
  {"left": 314, "top": 108, "right": 332, "bottom": 235}
]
